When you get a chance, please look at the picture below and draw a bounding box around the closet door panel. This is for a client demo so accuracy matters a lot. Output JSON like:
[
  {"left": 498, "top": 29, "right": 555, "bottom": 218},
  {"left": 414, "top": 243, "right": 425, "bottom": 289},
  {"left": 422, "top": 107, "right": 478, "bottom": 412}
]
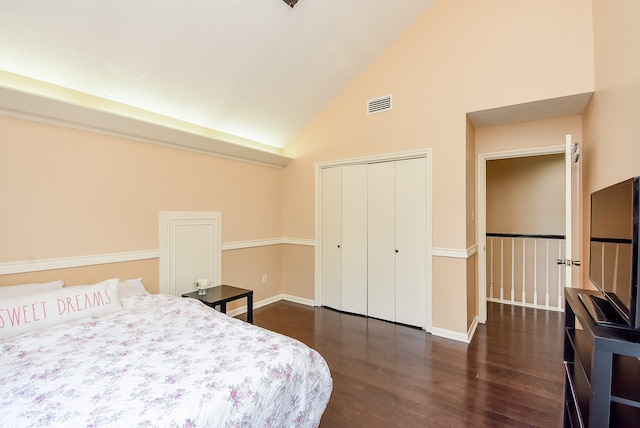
[
  {"left": 367, "top": 161, "right": 396, "bottom": 322},
  {"left": 341, "top": 164, "right": 368, "bottom": 315},
  {"left": 321, "top": 167, "right": 342, "bottom": 310},
  {"left": 395, "top": 158, "right": 427, "bottom": 327}
]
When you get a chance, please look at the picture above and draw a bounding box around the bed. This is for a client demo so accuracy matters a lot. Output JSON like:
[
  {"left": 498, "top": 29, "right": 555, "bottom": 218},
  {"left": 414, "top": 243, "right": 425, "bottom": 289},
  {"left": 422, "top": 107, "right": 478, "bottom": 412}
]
[{"left": 0, "top": 279, "right": 332, "bottom": 427}]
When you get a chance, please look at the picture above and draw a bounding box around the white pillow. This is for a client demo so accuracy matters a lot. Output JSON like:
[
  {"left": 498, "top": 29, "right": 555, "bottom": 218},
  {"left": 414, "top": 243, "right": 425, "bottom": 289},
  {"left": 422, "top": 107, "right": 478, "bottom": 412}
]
[
  {"left": 0, "top": 278, "right": 122, "bottom": 340},
  {"left": 0, "top": 280, "right": 64, "bottom": 299},
  {"left": 118, "top": 277, "right": 150, "bottom": 298}
]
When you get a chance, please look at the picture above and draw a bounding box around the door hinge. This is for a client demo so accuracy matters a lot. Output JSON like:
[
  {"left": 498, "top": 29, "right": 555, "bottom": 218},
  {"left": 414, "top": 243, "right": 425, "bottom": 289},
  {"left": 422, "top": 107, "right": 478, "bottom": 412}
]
[{"left": 557, "top": 259, "right": 581, "bottom": 266}]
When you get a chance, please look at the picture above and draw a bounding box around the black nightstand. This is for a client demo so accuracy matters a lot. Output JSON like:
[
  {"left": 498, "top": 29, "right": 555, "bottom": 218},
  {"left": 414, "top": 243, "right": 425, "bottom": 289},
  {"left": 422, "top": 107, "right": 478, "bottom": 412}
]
[{"left": 182, "top": 285, "right": 254, "bottom": 323}]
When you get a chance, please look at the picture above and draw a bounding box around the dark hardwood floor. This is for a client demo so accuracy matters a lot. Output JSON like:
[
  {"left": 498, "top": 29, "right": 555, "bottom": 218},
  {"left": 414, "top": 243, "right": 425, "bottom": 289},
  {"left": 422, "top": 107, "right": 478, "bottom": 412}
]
[{"left": 240, "top": 301, "right": 565, "bottom": 427}]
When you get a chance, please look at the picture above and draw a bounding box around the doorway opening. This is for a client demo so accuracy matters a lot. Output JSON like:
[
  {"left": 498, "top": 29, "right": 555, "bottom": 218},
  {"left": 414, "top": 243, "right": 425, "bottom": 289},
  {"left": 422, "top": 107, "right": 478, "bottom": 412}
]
[
  {"left": 485, "top": 154, "right": 566, "bottom": 312},
  {"left": 477, "top": 144, "right": 572, "bottom": 323}
]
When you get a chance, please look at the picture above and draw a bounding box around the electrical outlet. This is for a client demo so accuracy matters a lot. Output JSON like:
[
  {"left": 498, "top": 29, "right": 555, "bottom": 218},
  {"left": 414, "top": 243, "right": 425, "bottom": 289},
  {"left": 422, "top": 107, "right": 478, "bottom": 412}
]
[{"left": 262, "top": 274, "right": 268, "bottom": 284}]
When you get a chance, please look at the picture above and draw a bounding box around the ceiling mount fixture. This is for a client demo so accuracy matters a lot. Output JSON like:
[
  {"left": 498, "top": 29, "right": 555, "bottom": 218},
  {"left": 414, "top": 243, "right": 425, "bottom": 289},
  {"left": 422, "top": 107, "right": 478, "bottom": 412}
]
[{"left": 283, "top": 0, "right": 298, "bottom": 7}]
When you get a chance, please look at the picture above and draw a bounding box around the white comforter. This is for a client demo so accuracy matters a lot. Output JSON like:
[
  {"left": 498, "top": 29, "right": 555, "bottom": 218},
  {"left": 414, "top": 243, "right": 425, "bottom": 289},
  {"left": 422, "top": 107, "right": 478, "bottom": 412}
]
[{"left": 0, "top": 294, "right": 332, "bottom": 427}]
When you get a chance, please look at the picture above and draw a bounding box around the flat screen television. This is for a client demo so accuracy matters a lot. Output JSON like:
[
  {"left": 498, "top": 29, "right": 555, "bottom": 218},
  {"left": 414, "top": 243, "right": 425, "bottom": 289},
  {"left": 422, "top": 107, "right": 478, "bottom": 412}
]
[{"left": 580, "top": 177, "right": 640, "bottom": 329}]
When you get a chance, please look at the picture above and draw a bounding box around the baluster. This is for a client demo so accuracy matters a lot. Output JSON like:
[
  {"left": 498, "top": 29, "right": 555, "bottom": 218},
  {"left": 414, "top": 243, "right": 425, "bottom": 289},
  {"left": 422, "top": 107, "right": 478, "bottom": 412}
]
[
  {"left": 557, "top": 240, "right": 563, "bottom": 310},
  {"left": 522, "top": 238, "right": 526, "bottom": 305},
  {"left": 545, "top": 240, "right": 550, "bottom": 308},
  {"left": 500, "top": 238, "right": 504, "bottom": 301},
  {"left": 533, "top": 239, "right": 538, "bottom": 307},
  {"left": 510, "top": 238, "right": 515, "bottom": 303},
  {"left": 489, "top": 238, "right": 494, "bottom": 299},
  {"left": 485, "top": 235, "right": 568, "bottom": 312}
]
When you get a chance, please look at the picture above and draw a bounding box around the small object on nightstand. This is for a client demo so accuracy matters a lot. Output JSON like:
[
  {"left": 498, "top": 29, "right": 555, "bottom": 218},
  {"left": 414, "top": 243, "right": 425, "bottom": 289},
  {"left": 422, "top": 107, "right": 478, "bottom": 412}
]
[
  {"left": 194, "top": 278, "right": 210, "bottom": 296},
  {"left": 182, "top": 285, "right": 254, "bottom": 324}
]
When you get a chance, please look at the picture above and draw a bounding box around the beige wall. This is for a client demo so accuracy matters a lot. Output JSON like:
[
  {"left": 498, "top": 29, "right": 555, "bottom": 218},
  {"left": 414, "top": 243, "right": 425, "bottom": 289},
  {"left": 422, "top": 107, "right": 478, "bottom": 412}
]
[
  {"left": 282, "top": 244, "right": 315, "bottom": 300},
  {"left": 222, "top": 246, "right": 283, "bottom": 310},
  {"left": 486, "top": 154, "right": 565, "bottom": 236},
  {"left": 582, "top": 0, "right": 640, "bottom": 287},
  {"left": 283, "top": 0, "right": 593, "bottom": 334},
  {"left": 476, "top": 115, "right": 583, "bottom": 156},
  {"left": 465, "top": 117, "right": 477, "bottom": 327},
  {"left": 0, "top": 115, "right": 285, "bottom": 296},
  {"left": 0, "top": 259, "right": 161, "bottom": 293}
]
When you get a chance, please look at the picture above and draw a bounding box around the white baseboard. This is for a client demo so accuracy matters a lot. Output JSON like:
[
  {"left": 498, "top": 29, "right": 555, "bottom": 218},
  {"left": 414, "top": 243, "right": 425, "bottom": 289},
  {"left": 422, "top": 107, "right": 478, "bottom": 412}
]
[
  {"left": 231, "top": 296, "right": 478, "bottom": 346},
  {"left": 467, "top": 316, "right": 479, "bottom": 342},
  {"left": 282, "top": 294, "right": 316, "bottom": 306},
  {"left": 431, "top": 317, "right": 478, "bottom": 344},
  {"left": 226, "top": 293, "right": 316, "bottom": 318}
]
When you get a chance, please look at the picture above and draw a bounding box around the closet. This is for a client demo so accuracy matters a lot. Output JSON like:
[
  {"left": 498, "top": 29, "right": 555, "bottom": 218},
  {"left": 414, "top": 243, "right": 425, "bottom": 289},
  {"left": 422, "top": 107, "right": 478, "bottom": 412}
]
[{"left": 320, "top": 157, "right": 427, "bottom": 328}]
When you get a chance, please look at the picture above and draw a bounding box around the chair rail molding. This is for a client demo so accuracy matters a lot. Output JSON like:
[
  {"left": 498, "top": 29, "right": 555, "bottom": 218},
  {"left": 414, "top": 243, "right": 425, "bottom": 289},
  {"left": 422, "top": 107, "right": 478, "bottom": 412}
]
[
  {"left": 0, "top": 238, "right": 317, "bottom": 275},
  {"left": 0, "top": 249, "right": 160, "bottom": 275}
]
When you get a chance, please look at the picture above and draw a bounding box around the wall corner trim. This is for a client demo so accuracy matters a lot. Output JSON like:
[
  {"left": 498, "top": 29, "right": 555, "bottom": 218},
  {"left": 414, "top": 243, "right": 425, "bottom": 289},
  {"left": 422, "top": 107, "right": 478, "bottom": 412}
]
[
  {"left": 431, "top": 324, "right": 474, "bottom": 344},
  {"left": 222, "top": 239, "right": 283, "bottom": 251},
  {"left": 222, "top": 238, "right": 315, "bottom": 251},
  {"left": 433, "top": 245, "right": 477, "bottom": 259},
  {"left": 467, "top": 316, "right": 479, "bottom": 342},
  {"left": 225, "top": 293, "right": 316, "bottom": 318},
  {"left": 282, "top": 238, "right": 316, "bottom": 247}
]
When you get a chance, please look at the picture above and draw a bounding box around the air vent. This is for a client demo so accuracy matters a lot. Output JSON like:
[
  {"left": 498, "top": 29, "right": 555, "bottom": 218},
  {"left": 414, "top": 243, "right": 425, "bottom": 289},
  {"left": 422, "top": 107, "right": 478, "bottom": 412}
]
[{"left": 367, "top": 95, "right": 392, "bottom": 115}]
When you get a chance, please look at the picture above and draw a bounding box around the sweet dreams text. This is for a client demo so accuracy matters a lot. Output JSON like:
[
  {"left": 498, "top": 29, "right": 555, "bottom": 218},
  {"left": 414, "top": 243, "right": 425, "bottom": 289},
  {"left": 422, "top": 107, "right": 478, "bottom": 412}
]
[{"left": 0, "top": 288, "right": 114, "bottom": 329}]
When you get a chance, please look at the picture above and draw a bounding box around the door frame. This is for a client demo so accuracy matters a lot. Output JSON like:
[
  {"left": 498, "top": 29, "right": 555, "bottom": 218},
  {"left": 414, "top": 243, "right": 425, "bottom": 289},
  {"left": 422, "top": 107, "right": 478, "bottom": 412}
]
[
  {"left": 314, "top": 149, "right": 433, "bottom": 332},
  {"left": 477, "top": 145, "right": 565, "bottom": 324}
]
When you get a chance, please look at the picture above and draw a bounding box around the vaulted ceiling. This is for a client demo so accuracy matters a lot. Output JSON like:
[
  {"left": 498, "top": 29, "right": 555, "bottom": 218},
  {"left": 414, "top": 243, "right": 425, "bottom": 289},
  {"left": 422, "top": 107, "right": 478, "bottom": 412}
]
[{"left": 0, "top": 1, "right": 437, "bottom": 150}]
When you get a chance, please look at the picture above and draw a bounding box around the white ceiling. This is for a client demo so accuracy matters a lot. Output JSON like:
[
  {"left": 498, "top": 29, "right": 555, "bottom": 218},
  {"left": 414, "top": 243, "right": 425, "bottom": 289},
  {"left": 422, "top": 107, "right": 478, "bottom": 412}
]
[{"left": 0, "top": 0, "right": 437, "bottom": 149}]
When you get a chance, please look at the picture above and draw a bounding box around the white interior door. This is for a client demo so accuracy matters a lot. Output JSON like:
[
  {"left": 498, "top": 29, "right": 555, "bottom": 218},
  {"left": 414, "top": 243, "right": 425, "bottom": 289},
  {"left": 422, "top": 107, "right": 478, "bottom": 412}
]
[
  {"left": 159, "top": 211, "right": 222, "bottom": 296},
  {"left": 395, "top": 158, "right": 427, "bottom": 327},
  {"left": 564, "top": 134, "right": 581, "bottom": 288},
  {"left": 367, "top": 161, "right": 396, "bottom": 322},
  {"left": 341, "top": 164, "right": 368, "bottom": 315},
  {"left": 321, "top": 167, "right": 342, "bottom": 310}
]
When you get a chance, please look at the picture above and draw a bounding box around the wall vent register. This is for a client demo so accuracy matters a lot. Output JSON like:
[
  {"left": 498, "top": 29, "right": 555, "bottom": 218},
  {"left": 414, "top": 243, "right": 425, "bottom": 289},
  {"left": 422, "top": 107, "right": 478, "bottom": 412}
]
[{"left": 367, "top": 95, "right": 393, "bottom": 115}]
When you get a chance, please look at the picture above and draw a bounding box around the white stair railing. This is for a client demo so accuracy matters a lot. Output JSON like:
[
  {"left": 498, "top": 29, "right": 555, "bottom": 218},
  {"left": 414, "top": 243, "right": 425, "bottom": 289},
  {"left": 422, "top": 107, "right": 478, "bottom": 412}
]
[{"left": 486, "top": 233, "right": 566, "bottom": 312}]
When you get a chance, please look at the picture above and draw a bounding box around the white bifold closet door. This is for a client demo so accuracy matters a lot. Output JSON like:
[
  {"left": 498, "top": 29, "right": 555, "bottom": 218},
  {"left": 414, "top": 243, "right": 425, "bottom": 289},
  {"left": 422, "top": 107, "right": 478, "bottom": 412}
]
[
  {"left": 394, "top": 158, "right": 426, "bottom": 327},
  {"left": 321, "top": 164, "right": 368, "bottom": 314},
  {"left": 321, "top": 166, "right": 342, "bottom": 310},
  {"left": 367, "top": 161, "right": 396, "bottom": 321},
  {"left": 321, "top": 157, "right": 426, "bottom": 328},
  {"left": 367, "top": 158, "right": 426, "bottom": 327},
  {"left": 340, "top": 164, "right": 368, "bottom": 315}
]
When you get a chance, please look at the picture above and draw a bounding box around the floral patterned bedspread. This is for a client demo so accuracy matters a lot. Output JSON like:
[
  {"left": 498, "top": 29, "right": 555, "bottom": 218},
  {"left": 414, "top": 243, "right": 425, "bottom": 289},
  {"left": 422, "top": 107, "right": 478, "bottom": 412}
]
[{"left": 0, "top": 294, "right": 332, "bottom": 427}]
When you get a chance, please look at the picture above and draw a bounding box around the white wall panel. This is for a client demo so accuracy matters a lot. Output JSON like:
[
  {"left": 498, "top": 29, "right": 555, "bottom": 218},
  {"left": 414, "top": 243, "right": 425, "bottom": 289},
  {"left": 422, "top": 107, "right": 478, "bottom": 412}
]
[{"left": 159, "top": 211, "right": 221, "bottom": 296}]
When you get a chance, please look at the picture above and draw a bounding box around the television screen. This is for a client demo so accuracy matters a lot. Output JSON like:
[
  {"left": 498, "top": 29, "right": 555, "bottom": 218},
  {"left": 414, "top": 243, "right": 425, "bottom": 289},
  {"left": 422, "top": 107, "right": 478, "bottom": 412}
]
[{"left": 589, "top": 178, "right": 635, "bottom": 320}]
